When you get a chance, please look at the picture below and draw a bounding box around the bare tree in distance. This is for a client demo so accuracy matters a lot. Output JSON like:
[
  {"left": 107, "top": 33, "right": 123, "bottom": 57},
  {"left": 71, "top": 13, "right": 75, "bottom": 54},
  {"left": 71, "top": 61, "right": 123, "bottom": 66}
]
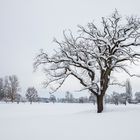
[
  {"left": 3, "top": 76, "right": 10, "bottom": 102},
  {"left": 26, "top": 87, "right": 38, "bottom": 104},
  {"left": 125, "top": 79, "right": 132, "bottom": 102},
  {"left": 65, "top": 91, "right": 74, "bottom": 103},
  {"left": 34, "top": 10, "right": 140, "bottom": 113},
  {"left": 8, "top": 75, "right": 20, "bottom": 102},
  {"left": 0, "top": 75, "right": 21, "bottom": 102},
  {"left": 49, "top": 94, "right": 56, "bottom": 103},
  {"left": 0, "top": 78, "right": 4, "bottom": 100}
]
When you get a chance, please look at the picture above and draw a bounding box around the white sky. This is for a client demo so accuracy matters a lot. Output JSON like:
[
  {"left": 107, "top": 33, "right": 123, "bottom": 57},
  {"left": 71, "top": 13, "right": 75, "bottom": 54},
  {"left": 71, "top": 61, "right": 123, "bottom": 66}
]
[{"left": 0, "top": 0, "right": 140, "bottom": 97}]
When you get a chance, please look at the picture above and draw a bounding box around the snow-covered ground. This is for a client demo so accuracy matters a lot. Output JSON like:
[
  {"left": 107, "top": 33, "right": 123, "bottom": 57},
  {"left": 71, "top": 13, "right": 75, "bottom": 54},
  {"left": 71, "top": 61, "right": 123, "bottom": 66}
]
[{"left": 0, "top": 103, "right": 140, "bottom": 140}]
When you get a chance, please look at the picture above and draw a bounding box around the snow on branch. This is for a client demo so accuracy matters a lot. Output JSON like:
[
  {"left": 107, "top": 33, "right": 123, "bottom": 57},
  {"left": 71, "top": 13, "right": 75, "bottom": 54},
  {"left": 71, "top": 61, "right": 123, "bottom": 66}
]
[{"left": 34, "top": 10, "right": 140, "bottom": 97}]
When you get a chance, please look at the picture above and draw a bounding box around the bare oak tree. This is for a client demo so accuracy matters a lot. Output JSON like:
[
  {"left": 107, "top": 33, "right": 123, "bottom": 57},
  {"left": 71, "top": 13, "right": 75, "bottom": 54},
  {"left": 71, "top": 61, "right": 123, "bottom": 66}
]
[{"left": 34, "top": 11, "right": 140, "bottom": 113}]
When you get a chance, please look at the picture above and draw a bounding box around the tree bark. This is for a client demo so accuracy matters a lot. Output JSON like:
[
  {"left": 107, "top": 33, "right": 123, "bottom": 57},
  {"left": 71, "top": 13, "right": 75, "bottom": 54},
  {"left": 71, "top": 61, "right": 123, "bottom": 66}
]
[{"left": 97, "top": 95, "right": 104, "bottom": 113}]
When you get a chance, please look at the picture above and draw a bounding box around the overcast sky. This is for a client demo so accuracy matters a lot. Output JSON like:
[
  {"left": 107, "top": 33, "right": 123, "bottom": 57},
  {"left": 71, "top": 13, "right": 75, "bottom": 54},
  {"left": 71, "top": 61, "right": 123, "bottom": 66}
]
[{"left": 0, "top": 0, "right": 140, "bottom": 97}]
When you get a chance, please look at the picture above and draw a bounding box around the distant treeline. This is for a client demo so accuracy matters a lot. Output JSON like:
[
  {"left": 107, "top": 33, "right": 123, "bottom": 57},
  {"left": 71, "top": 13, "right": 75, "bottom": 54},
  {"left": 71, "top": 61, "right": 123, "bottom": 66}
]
[{"left": 0, "top": 75, "right": 140, "bottom": 105}]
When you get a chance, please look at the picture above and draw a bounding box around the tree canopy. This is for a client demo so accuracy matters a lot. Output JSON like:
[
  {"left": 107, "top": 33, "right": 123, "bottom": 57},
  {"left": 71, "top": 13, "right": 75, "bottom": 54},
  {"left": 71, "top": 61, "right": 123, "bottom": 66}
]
[{"left": 34, "top": 11, "right": 140, "bottom": 113}]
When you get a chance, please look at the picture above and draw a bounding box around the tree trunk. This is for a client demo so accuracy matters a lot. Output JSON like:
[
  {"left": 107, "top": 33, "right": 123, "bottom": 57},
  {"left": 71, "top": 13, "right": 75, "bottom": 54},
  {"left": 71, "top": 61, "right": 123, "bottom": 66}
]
[{"left": 97, "top": 95, "right": 104, "bottom": 113}]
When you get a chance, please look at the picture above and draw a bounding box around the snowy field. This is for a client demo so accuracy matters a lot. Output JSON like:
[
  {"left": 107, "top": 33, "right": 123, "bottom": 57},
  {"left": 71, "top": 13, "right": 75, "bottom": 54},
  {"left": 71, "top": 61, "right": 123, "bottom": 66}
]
[{"left": 0, "top": 103, "right": 140, "bottom": 140}]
